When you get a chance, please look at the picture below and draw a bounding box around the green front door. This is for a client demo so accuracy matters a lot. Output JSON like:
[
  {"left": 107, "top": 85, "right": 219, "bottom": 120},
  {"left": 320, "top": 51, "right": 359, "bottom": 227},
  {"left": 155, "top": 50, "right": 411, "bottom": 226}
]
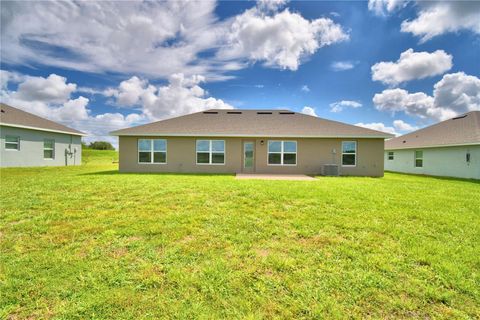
[{"left": 243, "top": 141, "right": 254, "bottom": 173}]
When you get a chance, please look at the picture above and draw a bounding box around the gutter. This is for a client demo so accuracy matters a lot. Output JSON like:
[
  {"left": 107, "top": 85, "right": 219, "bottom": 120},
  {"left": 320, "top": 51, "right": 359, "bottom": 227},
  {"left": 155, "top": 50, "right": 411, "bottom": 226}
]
[{"left": 1, "top": 123, "right": 86, "bottom": 136}]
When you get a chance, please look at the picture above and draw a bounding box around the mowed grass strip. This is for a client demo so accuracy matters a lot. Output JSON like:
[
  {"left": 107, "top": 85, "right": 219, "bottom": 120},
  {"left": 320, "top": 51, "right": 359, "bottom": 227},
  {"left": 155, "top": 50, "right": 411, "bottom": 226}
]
[{"left": 1, "top": 149, "right": 479, "bottom": 319}]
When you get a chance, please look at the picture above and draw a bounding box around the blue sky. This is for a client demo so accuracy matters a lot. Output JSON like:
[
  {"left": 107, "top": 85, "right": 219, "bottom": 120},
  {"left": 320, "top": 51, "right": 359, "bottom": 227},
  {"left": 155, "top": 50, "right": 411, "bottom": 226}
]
[{"left": 1, "top": 0, "right": 479, "bottom": 144}]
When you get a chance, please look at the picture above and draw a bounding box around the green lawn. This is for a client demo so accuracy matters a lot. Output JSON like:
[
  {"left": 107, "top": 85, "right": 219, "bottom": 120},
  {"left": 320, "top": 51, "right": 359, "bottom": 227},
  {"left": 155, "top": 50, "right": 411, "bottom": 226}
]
[{"left": 1, "top": 149, "right": 479, "bottom": 319}]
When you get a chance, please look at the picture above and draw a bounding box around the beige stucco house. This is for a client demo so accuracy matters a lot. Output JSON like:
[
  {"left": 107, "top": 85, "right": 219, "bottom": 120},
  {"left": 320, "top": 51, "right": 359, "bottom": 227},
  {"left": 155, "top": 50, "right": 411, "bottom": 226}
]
[{"left": 111, "top": 109, "right": 394, "bottom": 176}]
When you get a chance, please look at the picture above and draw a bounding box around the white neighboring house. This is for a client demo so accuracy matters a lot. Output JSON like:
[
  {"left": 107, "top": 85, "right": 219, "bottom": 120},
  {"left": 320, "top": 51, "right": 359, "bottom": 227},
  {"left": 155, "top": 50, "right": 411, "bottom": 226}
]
[
  {"left": 0, "top": 103, "right": 85, "bottom": 167},
  {"left": 385, "top": 111, "right": 480, "bottom": 180}
]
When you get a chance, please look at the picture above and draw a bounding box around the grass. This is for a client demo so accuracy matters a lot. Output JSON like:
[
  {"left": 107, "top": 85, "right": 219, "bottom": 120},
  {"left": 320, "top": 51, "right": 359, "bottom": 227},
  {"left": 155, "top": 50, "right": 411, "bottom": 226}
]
[{"left": 1, "top": 149, "right": 479, "bottom": 319}]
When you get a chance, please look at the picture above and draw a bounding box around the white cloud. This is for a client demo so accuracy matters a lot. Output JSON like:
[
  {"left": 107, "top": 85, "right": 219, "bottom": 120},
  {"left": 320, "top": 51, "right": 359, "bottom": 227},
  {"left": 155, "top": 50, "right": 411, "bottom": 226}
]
[
  {"left": 1, "top": 0, "right": 348, "bottom": 79},
  {"left": 2, "top": 91, "right": 94, "bottom": 125},
  {"left": 76, "top": 87, "right": 107, "bottom": 96},
  {"left": 432, "top": 72, "right": 480, "bottom": 113},
  {"left": 141, "top": 73, "right": 234, "bottom": 119},
  {"left": 72, "top": 112, "right": 146, "bottom": 147},
  {"left": 257, "top": 0, "right": 288, "bottom": 12},
  {"left": 371, "top": 49, "right": 452, "bottom": 85},
  {"left": 355, "top": 119, "right": 418, "bottom": 136},
  {"left": 355, "top": 122, "right": 397, "bottom": 135},
  {"left": 0, "top": 72, "right": 145, "bottom": 144},
  {"left": 1, "top": 1, "right": 225, "bottom": 79},
  {"left": 373, "top": 72, "right": 480, "bottom": 121},
  {"left": 368, "top": 1, "right": 480, "bottom": 41},
  {"left": 301, "top": 106, "right": 317, "bottom": 117},
  {"left": 373, "top": 88, "right": 441, "bottom": 119},
  {"left": 106, "top": 73, "right": 233, "bottom": 120},
  {"left": 55, "top": 97, "right": 90, "bottom": 122},
  {"left": 331, "top": 61, "right": 355, "bottom": 71},
  {"left": 80, "top": 112, "right": 144, "bottom": 136},
  {"left": 301, "top": 85, "right": 310, "bottom": 92},
  {"left": 15, "top": 74, "right": 77, "bottom": 103},
  {"left": 393, "top": 119, "right": 417, "bottom": 132},
  {"left": 368, "top": 0, "right": 408, "bottom": 16},
  {"left": 105, "top": 76, "right": 151, "bottom": 107},
  {"left": 2, "top": 71, "right": 233, "bottom": 146},
  {"left": 401, "top": 2, "right": 480, "bottom": 42},
  {"left": 0, "top": 70, "right": 24, "bottom": 90},
  {"left": 217, "top": 5, "right": 349, "bottom": 71},
  {"left": 1, "top": 73, "right": 86, "bottom": 121},
  {"left": 329, "top": 100, "right": 362, "bottom": 113}
]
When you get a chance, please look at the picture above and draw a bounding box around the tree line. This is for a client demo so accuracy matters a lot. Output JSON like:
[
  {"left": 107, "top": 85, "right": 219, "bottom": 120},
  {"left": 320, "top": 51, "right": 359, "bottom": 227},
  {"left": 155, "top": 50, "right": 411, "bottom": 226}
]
[{"left": 82, "top": 141, "right": 115, "bottom": 150}]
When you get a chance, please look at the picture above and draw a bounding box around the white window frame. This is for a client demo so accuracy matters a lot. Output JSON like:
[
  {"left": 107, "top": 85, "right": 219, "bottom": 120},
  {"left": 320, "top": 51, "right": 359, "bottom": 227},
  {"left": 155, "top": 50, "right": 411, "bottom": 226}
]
[
  {"left": 138, "top": 139, "right": 167, "bottom": 164},
  {"left": 5, "top": 135, "right": 20, "bottom": 151},
  {"left": 196, "top": 140, "right": 225, "bottom": 165},
  {"left": 341, "top": 141, "right": 357, "bottom": 167},
  {"left": 43, "top": 139, "right": 55, "bottom": 160},
  {"left": 414, "top": 150, "right": 423, "bottom": 168},
  {"left": 387, "top": 151, "right": 394, "bottom": 160},
  {"left": 267, "top": 140, "right": 297, "bottom": 166}
]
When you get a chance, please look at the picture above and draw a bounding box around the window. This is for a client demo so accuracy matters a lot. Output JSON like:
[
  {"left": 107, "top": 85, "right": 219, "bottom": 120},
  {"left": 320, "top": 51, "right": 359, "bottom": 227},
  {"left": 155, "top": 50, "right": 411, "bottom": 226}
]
[
  {"left": 5, "top": 135, "right": 19, "bottom": 150},
  {"left": 138, "top": 139, "right": 167, "bottom": 164},
  {"left": 415, "top": 150, "right": 423, "bottom": 168},
  {"left": 342, "top": 141, "right": 357, "bottom": 166},
  {"left": 267, "top": 141, "right": 297, "bottom": 165},
  {"left": 388, "top": 151, "right": 394, "bottom": 160},
  {"left": 196, "top": 140, "right": 225, "bottom": 165},
  {"left": 44, "top": 139, "right": 55, "bottom": 159}
]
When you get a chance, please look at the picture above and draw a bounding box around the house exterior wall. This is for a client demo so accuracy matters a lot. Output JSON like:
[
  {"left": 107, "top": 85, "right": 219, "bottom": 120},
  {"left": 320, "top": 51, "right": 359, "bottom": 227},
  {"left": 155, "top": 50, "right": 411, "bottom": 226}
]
[
  {"left": 0, "top": 126, "right": 82, "bottom": 167},
  {"left": 385, "top": 145, "right": 480, "bottom": 179},
  {"left": 119, "top": 136, "right": 385, "bottom": 176}
]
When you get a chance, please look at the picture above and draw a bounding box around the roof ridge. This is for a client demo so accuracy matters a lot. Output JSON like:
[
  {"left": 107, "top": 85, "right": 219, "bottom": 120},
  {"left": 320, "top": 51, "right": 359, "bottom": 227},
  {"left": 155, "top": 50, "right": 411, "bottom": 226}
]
[{"left": 207, "top": 108, "right": 293, "bottom": 112}]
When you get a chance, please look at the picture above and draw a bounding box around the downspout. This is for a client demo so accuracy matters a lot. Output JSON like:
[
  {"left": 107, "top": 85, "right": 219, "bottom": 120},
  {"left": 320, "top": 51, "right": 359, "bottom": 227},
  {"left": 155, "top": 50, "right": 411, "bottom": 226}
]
[
  {"left": 65, "top": 134, "right": 74, "bottom": 166},
  {"left": 72, "top": 135, "right": 76, "bottom": 166}
]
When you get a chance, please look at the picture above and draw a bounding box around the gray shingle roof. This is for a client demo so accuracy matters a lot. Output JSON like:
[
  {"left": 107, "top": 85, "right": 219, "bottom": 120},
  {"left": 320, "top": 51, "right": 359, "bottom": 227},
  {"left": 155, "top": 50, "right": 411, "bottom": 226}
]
[
  {"left": 385, "top": 111, "right": 480, "bottom": 150},
  {"left": 0, "top": 103, "right": 84, "bottom": 136},
  {"left": 111, "top": 109, "right": 394, "bottom": 138}
]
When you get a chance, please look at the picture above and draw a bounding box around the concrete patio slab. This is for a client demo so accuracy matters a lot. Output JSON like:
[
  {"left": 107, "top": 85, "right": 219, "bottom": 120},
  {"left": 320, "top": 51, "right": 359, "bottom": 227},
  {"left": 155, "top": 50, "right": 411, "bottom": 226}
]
[{"left": 235, "top": 173, "right": 316, "bottom": 181}]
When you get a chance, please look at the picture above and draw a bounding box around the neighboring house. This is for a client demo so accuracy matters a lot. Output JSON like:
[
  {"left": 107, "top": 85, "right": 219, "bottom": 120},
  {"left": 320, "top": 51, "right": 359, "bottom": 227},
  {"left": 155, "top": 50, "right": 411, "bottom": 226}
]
[
  {"left": 385, "top": 111, "right": 480, "bottom": 179},
  {"left": 111, "top": 109, "right": 393, "bottom": 176},
  {"left": 0, "top": 103, "right": 84, "bottom": 167}
]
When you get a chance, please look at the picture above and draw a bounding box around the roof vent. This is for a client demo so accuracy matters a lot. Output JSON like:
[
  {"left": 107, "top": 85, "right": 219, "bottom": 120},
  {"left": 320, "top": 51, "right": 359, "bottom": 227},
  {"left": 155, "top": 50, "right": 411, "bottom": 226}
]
[
  {"left": 452, "top": 114, "right": 467, "bottom": 120},
  {"left": 203, "top": 111, "right": 218, "bottom": 114},
  {"left": 227, "top": 111, "right": 242, "bottom": 114},
  {"left": 257, "top": 111, "right": 272, "bottom": 115},
  {"left": 279, "top": 112, "right": 295, "bottom": 115}
]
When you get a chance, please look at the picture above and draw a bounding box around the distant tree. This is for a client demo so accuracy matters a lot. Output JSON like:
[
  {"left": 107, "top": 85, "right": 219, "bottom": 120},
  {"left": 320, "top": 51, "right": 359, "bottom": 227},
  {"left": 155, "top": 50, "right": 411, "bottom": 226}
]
[
  {"left": 89, "top": 141, "right": 115, "bottom": 150},
  {"left": 81, "top": 141, "right": 89, "bottom": 149}
]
